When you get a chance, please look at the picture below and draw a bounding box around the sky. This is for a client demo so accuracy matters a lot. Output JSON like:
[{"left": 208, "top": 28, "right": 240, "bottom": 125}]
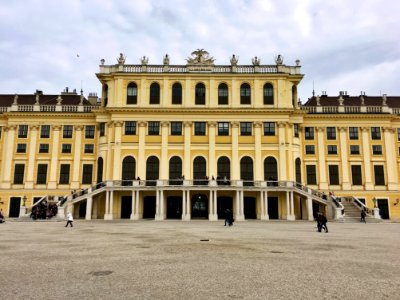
[{"left": 0, "top": 0, "right": 399, "bottom": 102}]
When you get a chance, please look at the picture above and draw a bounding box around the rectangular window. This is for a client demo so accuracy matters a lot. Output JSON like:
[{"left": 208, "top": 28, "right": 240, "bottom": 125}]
[
  {"left": 16, "top": 143, "right": 27, "bottom": 153},
  {"left": 349, "top": 127, "right": 359, "bottom": 140},
  {"left": 62, "top": 144, "right": 72, "bottom": 153},
  {"left": 294, "top": 124, "right": 299, "bottom": 138},
  {"left": 327, "top": 127, "right": 336, "bottom": 140},
  {"left": 327, "top": 145, "right": 337, "bottom": 155},
  {"left": 374, "top": 165, "right": 385, "bottom": 185},
  {"left": 18, "top": 125, "right": 28, "bottom": 138},
  {"left": 39, "top": 144, "right": 49, "bottom": 153},
  {"left": 240, "top": 122, "right": 252, "bottom": 136},
  {"left": 82, "top": 164, "right": 93, "bottom": 184},
  {"left": 125, "top": 121, "right": 136, "bottom": 135},
  {"left": 63, "top": 125, "right": 73, "bottom": 138},
  {"left": 59, "top": 164, "right": 70, "bottom": 184},
  {"left": 305, "top": 145, "right": 315, "bottom": 154},
  {"left": 351, "top": 165, "right": 362, "bottom": 185},
  {"left": 371, "top": 127, "right": 381, "bottom": 140},
  {"left": 84, "top": 144, "right": 94, "bottom": 154},
  {"left": 40, "top": 125, "right": 50, "bottom": 138},
  {"left": 328, "top": 165, "right": 339, "bottom": 185},
  {"left": 263, "top": 122, "right": 275, "bottom": 136},
  {"left": 398, "top": 128, "right": 400, "bottom": 141},
  {"left": 372, "top": 145, "right": 382, "bottom": 155},
  {"left": 36, "top": 164, "right": 48, "bottom": 184},
  {"left": 85, "top": 125, "right": 95, "bottom": 139},
  {"left": 306, "top": 165, "right": 317, "bottom": 185},
  {"left": 171, "top": 122, "right": 182, "bottom": 136},
  {"left": 304, "top": 127, "right": 314, "bottom": 140},
  {"left": 13, "top": 164, "right": 25, "bottom": 184},
  {"left": 99, "top": 122, "right": 105, "bottom": 137},
  {"left": 0, "top": 127, "right": 2, "bottom": 139},
  {"left": 218, "top": 122, "right": 229, "bottom": 136},
  {"left": 350, "top": 145, "right": 360, "bottom": 155},
  {"left": 148, "top": 121, "right": 160, "bottom": 135},
  {"left": 194, "top": 122, "right": 206, "bottom": 136}
]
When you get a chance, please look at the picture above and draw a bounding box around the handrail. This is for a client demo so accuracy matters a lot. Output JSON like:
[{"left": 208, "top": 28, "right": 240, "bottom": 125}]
[
  {"left": 26, "top": 195, "right": 48, "bottom": 213},
  {"left": 331, "top": 196, "right": 345, "bottom": 218},
  {"left": 350, "top": 196, "right": 374, "bottom": 216}
]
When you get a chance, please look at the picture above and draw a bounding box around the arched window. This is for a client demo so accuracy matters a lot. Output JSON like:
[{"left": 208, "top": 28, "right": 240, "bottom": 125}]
[
  {"left": 122, "top": 156, "right": 136, "bottom": 185},
  {"left": 127, "top": 82, "right": 137, "bottom": 104},
  {"left": 195, "top": 83, "right": 206, "bottom": 105},
  {"left": 240, "top": 156, "right": 253, "bottom": 186},
  {"left": 149, "top": 82, "right": 160, "bottom": 104},
  {"left": 218, "top": 83, "right": 228, "bottom": 105},
  {"left": 264, "top": 157, "right": 278, "bottom": 184},
  {"left": 263, "top": 83, "right": 274, "bottom": 105},
  {"left": 172, "top": 83, "right": 182, "bottom": 105},
  {"left": 169, "top": 156, "right": 182, "bottom": 185},
  {"left": 103, "top": 84, "right": 108, "bottom": 107},
  {"left": 292, "top": 85, "right": 297, "bottom": 107},
  {"left": 146, "top": 156, "right": 159, "bottom": 186},
  {"left": 295, "top": 158, "right": 301, "bottom": 184},
  {"left": 240, "top": 83, "right": 251, "bottom": 104},
  {"left": 217, "top": 156, "right": 230, "bottom": 185},
  {"left": 193, "top": 156, "right": 207, "bottom": 185},
  {"left": 96, "top": 157, "right": 103, "bottom": 183}
]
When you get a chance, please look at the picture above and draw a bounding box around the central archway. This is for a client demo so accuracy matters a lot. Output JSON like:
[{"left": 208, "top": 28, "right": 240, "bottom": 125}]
[{"left": 191, "top": 194, "right": 208, "bottom": 218}]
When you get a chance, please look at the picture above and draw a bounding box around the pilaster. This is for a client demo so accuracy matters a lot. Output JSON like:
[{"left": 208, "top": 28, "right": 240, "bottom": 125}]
[
  {"left": 208, "top": 121, "right": 217, "bottom": 178},
  {"left": 48, "top": 125, "right": 61, "bottom": 189},
  {"left": 383, "top": 127, "right": 399, "bottom": 190},
  {"left": 278, "top": 122, "right": 287, "bottom": 180},
  {"left": 1, "top": 125, "right": 17, "bottom": 188},
  {"left": 316, "top": 127, "right": 328, "bottom": 189},
  {"left": 254, "top": 122, "right": 262, "bottom": 181},
  {"left": 25, "top": 125, "right": 39, "bottom": 189},
  {"left": 112, "top": 121, "right": 123, "bottom": 180},
  {"left": 338, "top": 127, "right": 351, "bottom": 190},
  {"left": 231, "top": 121, "right": 240, "bottom": 180},
  {"left": 71, "top": 125, "right": 84, "bottom": 189},
  {"left": 183, "top": 121, "right": 192, "bottom": 179},
  {"left": 138, "top": 121, "right": 147, "bottom": 179},
  {"left": 161, "top": 121, "right": 169, "bottom": 180},
  {"left": 361, "top": 127, "right": 373, "bottom": 190}
]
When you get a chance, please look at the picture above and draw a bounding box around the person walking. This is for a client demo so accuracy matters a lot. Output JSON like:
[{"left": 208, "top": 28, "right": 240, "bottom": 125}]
[
  {"left": 224, "top": 209, "right": 231, "bottom": 226},
  {"left": 360, "top": 210, "right": 366, "bottom": 223},
  {"left": 0, "top": 208, "right": 5, "bottom": 223},
  {"left": 320, "top": 213, "right": 328, "bottom": 233},
  {"left": 65, "top": 212, "right": 73, "bottom": 227}
]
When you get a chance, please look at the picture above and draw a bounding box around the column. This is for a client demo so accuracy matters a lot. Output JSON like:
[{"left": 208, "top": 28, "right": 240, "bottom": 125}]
[
  {"left": 138, "top": 121, "right": 147, "bottom": 179},
  {"left": 135, "top": 190, "right": 140, "bottom": 219},
  {"left": 1, "top": 125, "right": 16, "bottom": 188},
  {"left": 213, "top": 191, "right": 217, "bottom": 219},
  {"left": 254, "top": 122, "right": 263, "bottom": 181},
  {"left": 306, "top": 197, "right": 313, "bottom": 221},
  {"left": 104, "top": 190, "right": 113, "bottom": 220},
  {"left": 184, "top": 190, "right": 191, "bottom": 220},
  {"left": 85, "top": 196, "right": 93, "bottom": 220},
  {"left": 155, "top": 190, "right": 160, "bottom": 220},
  {"left": 231, "top": 121, "right": 240, "bottom": 180},
  {"left": 287, "top": 123, "right": 294, "bottom": 181},
  {"left": 316, "top": 127, "right": 328, "bottom": 189},
  {"left": 105, "top": 122, "right": 113, "bottom": 180},
  {"left": 209, "top": 190, "right": 214, "bottom": 220},
  {"left": 183, "top": 122, "right": 192, "bottom": 179},
  {"left": 182, "top": 190, "right": 186, "bottom": 220},
  {"left": 361, "top": 127, "right": 373, "bottom": 190},
  {"left": 289, "top": 191, "right": 295, "bottom": 220},
  {"left": 260, "top": 191, "right": 264, "bottom": 218},
  {"left": 208, "top": 121, "right": 217, "bottom": 178},
  {"left": 338, "top": 127, "right": 351, "bottom": 190},
  {"left": 286, "top": 191, "right": 290, "bottom": 220},
  {"left": 48, "top": 125, "right": 61, "bottom": 189},
  {"left": 161, "top": 121, "right": 169, "bottom": 180},
  {"left": 112, "top": 121, "right": 123, "bottom": 180},
  {"left": 160, "top": 189, "right": 165, "bottom": 219},
  {"left": 278, "top": 122, "right": 287, "bottom": 181},
  {"left": 70, "top": 125, "right": 83, "bottom": 189},
  {"left": 130, "top": 189, "right": 137, "bottom": 220},
  {"left": 25, "top": 125, "right": 39, "bottom": 189},
  {"left": 236, "top": 190, "right": 244, "bottom": 221},
  {"left": 383, "top": 127, "right": 399, "bottom": 190},
  {"left": 264, "top": 191, "right": 269, "bottom": 220}
]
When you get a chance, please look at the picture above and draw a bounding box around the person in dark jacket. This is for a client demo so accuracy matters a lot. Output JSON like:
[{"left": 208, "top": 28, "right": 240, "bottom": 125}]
[
  {"left": 224, "top": 209, "right": 234, "bottom": 226},
  {"left": 360, "top": 210, "right": 366, "bottom": 223}
]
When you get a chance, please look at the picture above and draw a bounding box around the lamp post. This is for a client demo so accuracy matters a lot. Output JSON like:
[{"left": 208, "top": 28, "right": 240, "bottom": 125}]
[{"left": 22, "top": 195, "right": 27, "bottom": 207}]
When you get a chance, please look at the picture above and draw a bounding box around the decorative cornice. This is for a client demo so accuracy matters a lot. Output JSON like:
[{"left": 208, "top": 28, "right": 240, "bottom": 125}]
[
  {"left": 75, "top": 125, "right": 84, "bottom": 131},
  {"left": 52, "top": 125, "right": 62, "bottom": 131},
  {"left": 316, "top": 127, "right": 325, "bottom": 132},
  {"left": 138, "top": 121, "right": 147, "bottom": 127},
  {"left": 183, "top": 121, "right": 192, "bottom": 127},
  {"left": 107, "top": 121, "right": 114, "bottom": 128},
  {"left": 160, "top": 121, "right": 169, "bottom": 127},
  {"left": 338, "top": 127, "right": 347, "bottom": 132},
  {"left": 277, "top": 122, "right": 286, "bottom": 128},
  {"left": 360, "top": 127, "right": 369, "bottom": 132},
  {"left": 230, "top": 121, "right": 240, "bottom": 128},
  {"left": 382, "top": 127, "right": 395, "bottom": 133},
  {"left": 253, "top": 121, "right": 263, "bottom": 128},
  {"left": 114, "top": 121, "right": 124, "bottom": 127},
  {"left": 208, "top": 121, "right": 217, "bottom": 128}
]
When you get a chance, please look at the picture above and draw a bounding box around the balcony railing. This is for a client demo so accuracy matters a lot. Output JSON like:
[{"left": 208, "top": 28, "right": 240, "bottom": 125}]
[
  {"left": 0, "top": 104, "right": 94, "bottom": 113},
  {"left": 300, "top": 105, "right": 394, "bottom": 114}
]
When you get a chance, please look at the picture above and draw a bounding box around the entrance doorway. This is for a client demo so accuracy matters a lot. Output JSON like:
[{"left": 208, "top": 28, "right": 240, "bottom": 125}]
[
  {"left": 191, "top": 194, "right": 208, "bottom": 218},
  {"left": 143, "top": 196, "right": 156, "bottom": 219},
  {"left": 217, "top": 197, "right": 233, "bottom": 219},
  {"left": 377, "top": 199, "right": 389, "bottom": 219},
  {"left": 79, "top": 202, "right": 86, "bottom": 218},
  {"left": 167, "top": 196, "right": 182, "bottom": 219},
  {"left": 244, "top": 197, "right": 256, "bottom": 219},
  {"left": 121, "top": 196, "right": 132, "bottom": 219},
  {"left": 268, "top": 197, "right": 279, "bottom": 219},
  {"left": 9, "top": 197, "right": 21, "bottom": 218},
  {"left": 312, "top": 202, "right": 320, "bottom": 220}
]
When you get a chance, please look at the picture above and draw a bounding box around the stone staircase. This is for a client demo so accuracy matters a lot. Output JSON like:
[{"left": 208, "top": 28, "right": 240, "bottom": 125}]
[{"left": 336, "top": 199, "right": 381, "bottom": 223}]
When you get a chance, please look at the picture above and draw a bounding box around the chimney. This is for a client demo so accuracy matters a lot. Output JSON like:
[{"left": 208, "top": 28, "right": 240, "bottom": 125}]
[
  {"left": 382, "top": 94, "right": 387, "bottom": 106},
  {"left": 88, "top": 92, "right": 99, "bottom": 106}
]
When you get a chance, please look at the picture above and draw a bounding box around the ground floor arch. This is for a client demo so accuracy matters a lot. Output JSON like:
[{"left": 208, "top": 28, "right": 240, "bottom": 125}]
[{"left": 191, "top": 194, "right": 208, "bottom": 218}]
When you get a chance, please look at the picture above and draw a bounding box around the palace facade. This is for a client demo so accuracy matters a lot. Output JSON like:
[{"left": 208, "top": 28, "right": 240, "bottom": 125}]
[{"left": 0, "top": 50, "right": 399, "bottom": 221}]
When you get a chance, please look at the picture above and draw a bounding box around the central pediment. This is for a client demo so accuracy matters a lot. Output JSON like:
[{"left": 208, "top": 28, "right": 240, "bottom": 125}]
[{"left": 186, "top": 49, "right": 214, "bottom": 71}]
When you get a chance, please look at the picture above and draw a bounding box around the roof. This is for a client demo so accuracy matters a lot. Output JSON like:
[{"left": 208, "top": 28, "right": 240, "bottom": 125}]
[
  {"left": 0, "top": 94, "right": 91, "bottom": 107},
  {"left": 303, "top": 95, "right": 400, "bottom": 108}
]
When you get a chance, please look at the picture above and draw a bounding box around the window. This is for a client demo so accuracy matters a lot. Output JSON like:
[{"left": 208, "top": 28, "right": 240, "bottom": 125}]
[
  {"left": 304, "top": 127, "right": 314, "bottom": 140},
  {"left": 294, "top": 124, "right": 299, "bottom": 138},
  {"left": 218, "top": 83, "right": 228, "bottom": 105},
  {"left": 371, "top": 127, "right": 381, "bottom": 140},
  {"left": 103, "top": 84, "right": 108, "bottom": 107},
  {"left": 194, "top": 122, "right": 206, "bottom": 136},
  {"left": 372, "top": 145, "right": 382, "bottom": 155},
  {"left": 122, "top": 156, "right": 136, "bottom": 181},
  {"left": 63, "top": 125, "right": 73, "bottom": 138},
  {"left": 195, "top": 83, "right": 205, "bottom": 105},
  {"left": 39, "top": 144, "right": 49, "bottom": 153},
  {"left": 146, "top": 156, "right": 159, "bottom": 185},
  {"left": 169, "top": 156, "right": 182, "bottom": 182},
  {"left": 127, "top": 82, "right": 137, "bottom": 104},
  {"left": 305, "top": 145, "right": 315, "bottom": 154},
  {"left": 263, "top": 122, "right": 275, "bottom": 136},
  {"left": 374, "top": 165, "right": 385, "bottom": 185},
  {"left": 59, "top": 164, "right": 70, "bottom": 184},
  {"left": 148, "top": 121, "right": 160, "bottom": 135},
  {"left": 217, "top": 156, "right": 230, "bottom": 180},
  {"left": 40, "top": 125, "right": 50, "bottom": 138},
  {"left": 84, "top": 144, "right": 94, "bottom": 154},
  {"left": 99, "top": 123, "right": 105, "bottom": 137},
  {"left": 13, "top": 164, "right": 25, "bottom": 184},
  {"left": 240, "top": 83, "right": 251, "bottom": 104},
  {"left": 351, "top": 165, "right": 362, "bottom": 185},
  {"left": 218, "top": 122, "right": 229, "bottom": 136},
  {"left": 306, "top": 165, "right": 317, "bottom": 185},
  {"left": 398, "top": 128, "right": 400, "bottom": 141},
  {"left": 36, "top": 164, "right": 48, "bottom": 184},
  {"left": 125, "top": 121, "right": 136, "bottom": 135},
  {"left": 171, "top": 122, "right": 182, "bottom": 136},
  {"left": 350, "top": 145, "right": 360, "bottom": 155},
  {"left": 62, "top": 144, "right": 72, "bottom": 153},
  {"left": 263, "top": 83, "right": 274, "bottom": 104},
  {"left": 149, "top": 82, "right": 160, "bottom": 104},
  {"left": 85, "top": 125, "right": 95, "bottom": 139},
  {"left": 327, "top": 145, "right": 337, "bottom": 154},
  {"left": 327, "top": 127, "right": 336, "bottom": 140},
  {"left": 240, "top": 156, "right": 254, "bottom": 186},
  {"left": 18, "top": 125, "right": 28, "bottom": 138},
  {"left": 0, "top": 127, "right": 2, "bottom": 139},
  {"left": 328, "top": 165, "right": 339, "bottom": 185},
  {"left": 349, "top": 127, "right": 359, "bottom": 140},
  {"left": 82, "top": 164, "right": 93, "bottom": 184},
  {"left": 172, "top": 83, "right": 182, "bottom": 105},
  {"left": 264, "top": 157, "right": 278, "bottom": 181},
  {"left": 240, "top": 122, "right": 252, "bottom": 136},
  {"left": 16, "top": 143, "right": 26, "bottom": 153}
]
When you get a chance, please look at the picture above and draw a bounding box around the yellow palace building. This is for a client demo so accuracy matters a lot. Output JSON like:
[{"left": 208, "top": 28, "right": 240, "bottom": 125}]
[{"left": 0, "top": 50, "right": 399, "bottom": 221}]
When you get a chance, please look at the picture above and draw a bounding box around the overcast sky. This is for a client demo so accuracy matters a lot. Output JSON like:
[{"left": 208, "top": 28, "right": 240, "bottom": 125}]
[{"left": 0, "top": 0, "right": 399, "bottom": 102}]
